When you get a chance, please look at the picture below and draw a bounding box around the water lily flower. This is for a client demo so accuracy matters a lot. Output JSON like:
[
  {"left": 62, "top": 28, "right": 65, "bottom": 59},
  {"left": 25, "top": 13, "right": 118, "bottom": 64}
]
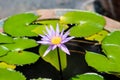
[{"left": 37, "top": 24, "right": 74, "bottom": 57}]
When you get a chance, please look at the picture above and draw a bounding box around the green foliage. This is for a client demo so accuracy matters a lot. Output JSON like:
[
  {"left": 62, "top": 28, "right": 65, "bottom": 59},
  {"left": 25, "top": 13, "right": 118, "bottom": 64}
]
[
  {"left": 39, "top": 45, "right": 67, "bottom": 71},
  {"left": 85, "top": 30, "right": 108, "bottom": 42},
  {"left": 32, "top": 19, "right": 68, "bottom": 35},
  {"left": 60, "top": 11, "right": 105, "bottom": 37},
  {"left": 70, "top": 73, "right": 104, "bottom": 80},
  {"left": 31, "top": 78, "right": 51, "bottom": 80},
  {"left": 3, "top": 13, "right": 39, "bottom": 37},
  {"left": 0, "top": 33, "right": 13, "bottom": 43},
  {"left": 0, "top": 68, "right": 26, "bottom": 80},
  {"left": 85, "top": 31, "right": 120, "bottom": 75},
  {"left": 0, "top": 38, "right": 39, "bottom": 65}
]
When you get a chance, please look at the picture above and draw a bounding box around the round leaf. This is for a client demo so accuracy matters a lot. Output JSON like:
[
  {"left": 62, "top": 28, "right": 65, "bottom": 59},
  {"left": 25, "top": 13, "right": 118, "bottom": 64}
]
[
  {"left": 0, "top": 33, "right": 13, "bottom": 43},
  {"left": 0, "top": 68, "right": 26, "bottom": 80},
  {"left": 0, "top": 51, "right": 39, "bottom": 65},
  {"left": 39, "top": 45, "right": 67, "bottom": 71},
  {"left": 3, "top": 38, "right": 38, "bottom": 51},
  {"left": 60, "top": 11, "right": 105, "bottom": 37},
  {"left": 3, "top": 13, "right": 39, "bottom": 37},
  {"left": 70, "top": 73, "right": 104, "bottom": 80},
  {"left": 102, "top": 31, "right": 120, "bottom": 45},
  {"left": 0, "top": 46, "right": 9, "bottom": 56},
  {"left": 85, "top": 51, "right": 120, "bottom": 72}
]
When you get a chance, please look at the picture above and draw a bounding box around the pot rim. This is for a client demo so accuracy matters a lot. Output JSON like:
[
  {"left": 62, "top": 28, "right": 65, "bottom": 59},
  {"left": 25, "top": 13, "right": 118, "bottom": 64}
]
[{"left": 0, "top": 9, "right": 120, "bottom": 32}]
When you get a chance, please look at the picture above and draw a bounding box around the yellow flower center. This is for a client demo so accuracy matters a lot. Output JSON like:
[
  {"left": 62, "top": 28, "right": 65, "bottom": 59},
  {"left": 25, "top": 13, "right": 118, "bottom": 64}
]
[{"left": 51, "top": 36, "right": 61, "bottom": 44}]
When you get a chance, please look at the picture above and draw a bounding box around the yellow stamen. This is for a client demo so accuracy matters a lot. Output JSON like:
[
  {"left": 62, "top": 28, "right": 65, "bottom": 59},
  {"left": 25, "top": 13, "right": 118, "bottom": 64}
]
[{"left": 51, "top": 36, "right": 61, "bottom": 44}]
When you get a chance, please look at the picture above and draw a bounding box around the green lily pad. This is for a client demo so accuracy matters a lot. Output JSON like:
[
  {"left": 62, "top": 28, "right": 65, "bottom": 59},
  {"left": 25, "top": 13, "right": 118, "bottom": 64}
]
[
  {"left": 3, "top": 13, "right": 39, "bottom": 37},
  {"left": 0, "top": 46, "right": 9, "bottom": 56},
  {"left": 39, "top": 45, "right": 67, "bottom": 71},
  {"left": 85, "top": 51, "right": 120, "bottom": 72},
  {"left": 102, "top": 31, "right": 120, "bottom": 45},
  {"left": 0, "top": 68, "right": 26, "bottom": 80},
  {"left": 0, "top": 51, "right": 39, "bottom": 65},
  {"left": 3, "top": 37, "right": 38, "bottom": 51},
  {"left": 0, "top": 33, "right": 13, "bottom": 43},
  {"left": 60, "top": 11, "right": 105, "bottom": 37},
  {"left": 102, "top": 31, "right": 120, "bottom": 64},
  {"left": 70, "top": 73, "right": 104, "bottom": 80},
  {"left": 0, "top": 38, "right": 39, "bottom": 65}
]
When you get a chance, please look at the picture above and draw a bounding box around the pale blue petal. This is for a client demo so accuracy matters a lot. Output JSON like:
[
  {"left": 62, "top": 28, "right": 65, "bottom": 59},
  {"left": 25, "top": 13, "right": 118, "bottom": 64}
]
[
  {"left": 37, "top": 41, "right": 50, "bottom": 44},
  {"left": 61, "top": 36, "right": 74, "bottom": 43},
  {"left": 56, "top": 24, "right": 60, "bottom": 36},
  {"left": 52, "top": 45, "right": 57, "bottom": 50},
  {"left": 59, "top": 44, "right": 70, "bottom": 55},
  {"left": 43, "top": 46, "right": 52, "bottom": 57},
  {"left": 62, "top": 30, "right": 69, "bottom": 39},
  {"left": 50, "top": 25, "right": 55, "bottom": 36}
]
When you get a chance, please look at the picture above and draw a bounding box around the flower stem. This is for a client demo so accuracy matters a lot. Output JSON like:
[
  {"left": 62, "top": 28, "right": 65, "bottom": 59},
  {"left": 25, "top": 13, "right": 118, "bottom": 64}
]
[{"left": 57, "top": 47, "right": 64, "bottom": 80}]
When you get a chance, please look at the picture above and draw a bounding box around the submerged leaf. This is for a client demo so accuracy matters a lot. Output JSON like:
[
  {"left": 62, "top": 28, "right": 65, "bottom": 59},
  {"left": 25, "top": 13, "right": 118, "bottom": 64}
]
[
  {"left": 0, "top": 62, "right": 16, "bottom": 69},
  {"left": 85, "top": 30, "right": 108, "bottom": 42}
]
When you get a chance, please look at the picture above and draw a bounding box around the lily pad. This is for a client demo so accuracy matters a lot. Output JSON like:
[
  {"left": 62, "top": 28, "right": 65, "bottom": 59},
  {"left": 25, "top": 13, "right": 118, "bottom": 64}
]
[
  {"left": 0, "top": 68, "right": 26, "bottom": 80},
  {"left": 39, "top": 45, "right": 67, "bottom": 71},
  {"left": 0, "top": 33, "right": 13, "bottom": 43},
  {"left": 70, "top": 73, "right": 104, "bottom": 80},
  {"left": 3, "top": 13, "right": 39, "bottom": 37},
  {"left": 0, "top": 46, "right": 9, "bottom": 56},
  {"left": 60, "top": 11, "right": 105, "bottom": 37},
  {"left": 0, "top": 51, "right": 39, "bottom": 65},
  {"left": 0, "top": 38, "right": 39, "bottom": 65},
  {"left": 85, "top": 51, "right": 120, "bottom": 72},
  {"left": 3, "top": 37, "right": 38, "bottom": 51}
]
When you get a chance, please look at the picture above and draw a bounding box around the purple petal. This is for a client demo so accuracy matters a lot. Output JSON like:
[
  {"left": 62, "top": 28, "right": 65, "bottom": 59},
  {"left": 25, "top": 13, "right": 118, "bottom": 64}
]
[
  {"left": 37, "top": 41, "right": 50, "bottom": 44},
  {"left": 56, "top": 24, "right": 60, "bottom": 36},
  {"left": 50, "top": 25, "right": 55, "bottom": 36},
  {"left": 43, "top": 46, "right": 52, "bottom": 57},
  {"left": 60, "top": 29, "right": 64, "bottom": 37},
  {"left": 62, "top": 30, "right": 69, "bottom": 39},
  {"left": 51, "top": 45, "right": 57, "bottom": 50},
  {"left": 61, "top": 36, "right": 74, "bottom": 43},
  {"left": 59, "top": 44, "right": 70, "bottom": 55}
]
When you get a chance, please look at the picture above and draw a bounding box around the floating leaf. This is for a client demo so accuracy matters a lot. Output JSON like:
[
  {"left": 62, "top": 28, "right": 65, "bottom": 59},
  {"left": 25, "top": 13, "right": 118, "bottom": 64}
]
[
  {"left": 35, "top": 19, "right": 59, "bottom": 27},
  {"left": 3, "top": 13, "right": 39, "bottom": 37},
  {"left": 60, "top": 11, "right": 105, "bottom": 37},
  {"left": 31, "top": 78, "right": 51, "bottom": 80},
  {"left": 0, "top": 33, "right": 13, "bottom": 43},
  {"left": 102, "top": 31, "right": 120, "bottom": 45},
  {"left": 0, "top": 38, "right": 39, "bottom": 65},
  {"left": 0, "top": 68, "right": 26, "bottom": 80},
  {"left": 3, "top": 38, "right": 38, "bottom": 50},
  {"left": 39, "top": 45, "right": 67, "bottom": 71},
  {"left": 0, "top": 46, "right": 9, "bottom": 56},
  {"left": 85, "top": 30, "right": 108, "bottom": 42},
  {"left": 70, "top": 73, "right": 104, "bottom": 80},
  {"left": 0, "top": 51, "right": 39, "bottom": 65},
  {"left": 32, "top": 23, "right": 68, "bottom": 35},
  {"left": 85, "top": 51, "right": 120, "bottom": 72},
  {"left": 102, "top": 31, "right": 120, "bottom": 64},
  {"left": 0, "top": 62, "right": 16, "bottom": 69}
]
